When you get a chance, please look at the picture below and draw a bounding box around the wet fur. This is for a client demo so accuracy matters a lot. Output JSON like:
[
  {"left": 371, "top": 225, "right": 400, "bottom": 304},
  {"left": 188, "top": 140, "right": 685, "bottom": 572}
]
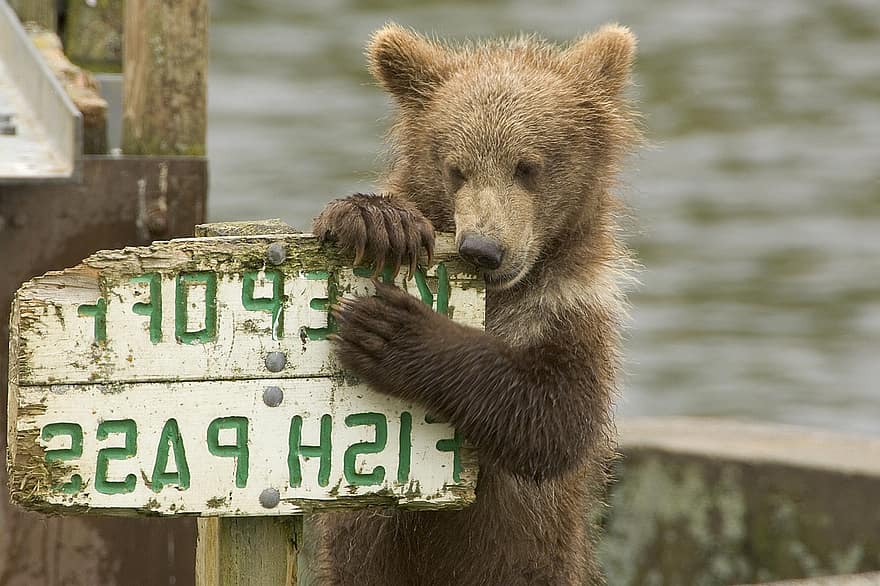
[{"left": 311, "top": 23, "right": 640, "bottom": 585}]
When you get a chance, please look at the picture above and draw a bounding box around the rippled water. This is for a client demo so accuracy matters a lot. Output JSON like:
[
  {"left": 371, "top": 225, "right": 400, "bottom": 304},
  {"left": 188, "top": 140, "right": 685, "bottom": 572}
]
[{"left": 208, "top": 0, "right": 880, "bottom": 434}]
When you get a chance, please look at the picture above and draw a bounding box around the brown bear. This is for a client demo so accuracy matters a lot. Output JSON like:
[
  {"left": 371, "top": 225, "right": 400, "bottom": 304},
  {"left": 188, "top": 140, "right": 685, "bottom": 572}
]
[{"left": 310, "top": 22, "right": 640, "bottom": 585}]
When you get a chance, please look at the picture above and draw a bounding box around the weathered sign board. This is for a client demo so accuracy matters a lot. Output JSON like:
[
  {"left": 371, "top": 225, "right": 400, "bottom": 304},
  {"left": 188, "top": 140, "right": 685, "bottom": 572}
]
[{"left": 7, "top": 233, "right": 483, "bottom": 516}]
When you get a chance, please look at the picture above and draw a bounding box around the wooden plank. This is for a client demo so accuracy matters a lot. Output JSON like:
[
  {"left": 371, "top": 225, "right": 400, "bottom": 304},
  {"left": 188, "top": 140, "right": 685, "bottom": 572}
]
[
  {"left": 8, "top": 378, "right": 477, "bottom": 515},
  {"left": 122, "top": 0, "right": 207, "bottom": 155},
  {"left": 12, "top": 234, "right": 482, "bottom": 386},
  {"left": 194, "top": 219, "right": 300, "bottom": 237}
]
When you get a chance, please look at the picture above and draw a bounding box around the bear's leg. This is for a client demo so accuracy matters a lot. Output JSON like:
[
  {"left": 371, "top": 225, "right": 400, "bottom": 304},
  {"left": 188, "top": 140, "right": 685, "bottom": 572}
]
[{"left": 313, "top": 511, "right": 416, "bottom": 586}]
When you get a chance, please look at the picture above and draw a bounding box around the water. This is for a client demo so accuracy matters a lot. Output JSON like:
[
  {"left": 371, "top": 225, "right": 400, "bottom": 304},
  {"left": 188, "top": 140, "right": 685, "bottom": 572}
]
[{"left": 208, "top": 0, "right": 880, "bottom": 435}]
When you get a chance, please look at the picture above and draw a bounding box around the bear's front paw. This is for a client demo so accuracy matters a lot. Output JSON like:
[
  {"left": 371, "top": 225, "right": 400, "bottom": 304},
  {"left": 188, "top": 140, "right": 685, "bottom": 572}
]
[
  {"left": 329, "top": 282, "right": 436, "bottom": 389},
  {"left": 312, "top": 193, "right": 434, "bottom": 277}
]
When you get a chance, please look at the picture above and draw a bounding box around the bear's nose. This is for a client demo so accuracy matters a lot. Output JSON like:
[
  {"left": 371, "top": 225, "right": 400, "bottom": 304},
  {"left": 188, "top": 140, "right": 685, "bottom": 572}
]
[{"left": 458, "top": 233, "right": 505, "bottom": 270}]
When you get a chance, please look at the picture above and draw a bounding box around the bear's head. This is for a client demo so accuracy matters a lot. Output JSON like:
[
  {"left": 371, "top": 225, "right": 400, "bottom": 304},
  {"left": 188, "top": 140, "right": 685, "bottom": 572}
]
[{"left": 369, "top": 24, "right": 639, "bottom": 290}]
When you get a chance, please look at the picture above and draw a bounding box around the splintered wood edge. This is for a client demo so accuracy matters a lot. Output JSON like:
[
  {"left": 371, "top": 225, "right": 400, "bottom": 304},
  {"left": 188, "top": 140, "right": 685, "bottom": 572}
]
[
  {"left": 194, "top": 219, "right": 300, "bottom": 237},
  {"left": 6, "top": 294, "right": 20, "bottom": 483},
  {"left": 22, "top": 232, "right": 461, "bottom": 280},
  {"left": 12, "top": 233, "right": 476, "bottom": 313}
]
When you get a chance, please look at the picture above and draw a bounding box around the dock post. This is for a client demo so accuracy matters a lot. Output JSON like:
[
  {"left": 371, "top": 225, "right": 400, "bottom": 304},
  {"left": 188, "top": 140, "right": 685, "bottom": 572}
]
[
  {"left": 192, "top": 220, "right": 306, "bottom": 586},
  {"left": 123, "top": 0, "right": 207, "bottom": 156},
  {"left": 8, "top": 0, "right": 56, "bottom": 31}
]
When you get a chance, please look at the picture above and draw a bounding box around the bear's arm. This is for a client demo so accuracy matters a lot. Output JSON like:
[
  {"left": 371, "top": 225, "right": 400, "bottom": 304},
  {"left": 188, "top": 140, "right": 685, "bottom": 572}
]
[{"left": 332, "top": 283, "right": 613, "bottom": 483}]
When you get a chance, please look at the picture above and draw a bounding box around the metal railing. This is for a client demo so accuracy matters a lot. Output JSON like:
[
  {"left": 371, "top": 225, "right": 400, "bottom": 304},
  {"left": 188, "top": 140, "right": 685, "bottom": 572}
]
[{"left": 0, "top": 0, "right": 81, "bottom": 183}]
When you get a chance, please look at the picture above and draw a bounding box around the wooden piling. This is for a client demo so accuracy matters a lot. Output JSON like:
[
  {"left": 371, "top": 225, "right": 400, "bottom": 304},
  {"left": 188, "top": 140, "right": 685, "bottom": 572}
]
[
  {"left": 122, "top": 0, "right": 207, "bottom": 156},
  {"left": 64, "top": 0, "right": 123, "bottom": 72},
  {"left": 196, "top": 518, "right": 303, "bottom": 586},
  {"left": 8, "top": 0, "right": 56, "bottom": 31}
]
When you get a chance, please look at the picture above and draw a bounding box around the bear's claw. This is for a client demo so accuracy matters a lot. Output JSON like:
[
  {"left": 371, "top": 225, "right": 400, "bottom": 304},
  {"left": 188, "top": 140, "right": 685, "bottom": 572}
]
[
  {"left": 329, "top": 282, "right": 438, "bottom": 385},
  {"left": 312, "top": 192, "right": 434, "bottom": 278}
]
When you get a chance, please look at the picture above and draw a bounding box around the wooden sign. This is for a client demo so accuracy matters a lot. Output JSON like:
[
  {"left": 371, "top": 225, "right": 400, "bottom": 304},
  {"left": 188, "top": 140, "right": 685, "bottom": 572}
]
[{"left": 7, "top": 233, "right": 483, "bottom": 516}]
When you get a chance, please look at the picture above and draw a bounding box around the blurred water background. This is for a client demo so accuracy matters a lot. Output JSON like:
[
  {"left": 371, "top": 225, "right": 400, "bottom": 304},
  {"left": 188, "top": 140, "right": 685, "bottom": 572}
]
[{"left": 208, "top": 0, "right": 880, "bottom": 434}]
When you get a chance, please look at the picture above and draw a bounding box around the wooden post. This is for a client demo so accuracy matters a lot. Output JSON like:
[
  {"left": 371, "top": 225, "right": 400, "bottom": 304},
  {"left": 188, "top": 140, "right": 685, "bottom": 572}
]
[
  {"left": 196, "top": 517, "right": 303, "bottom": 586},
  {"left": 122, "top": 0, "right": 207, "bottom": 155},
  {"left": 8, "top": 0, "right": 56, "bottom": 31},
  {"left": 195, "top": 221, "right": 304, "bottom": 586}
]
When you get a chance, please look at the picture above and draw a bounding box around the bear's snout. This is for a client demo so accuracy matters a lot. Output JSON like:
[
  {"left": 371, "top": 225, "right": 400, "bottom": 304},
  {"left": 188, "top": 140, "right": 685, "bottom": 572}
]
[{"left": 458, "top": 233, "right": 505, "bottom": 270}]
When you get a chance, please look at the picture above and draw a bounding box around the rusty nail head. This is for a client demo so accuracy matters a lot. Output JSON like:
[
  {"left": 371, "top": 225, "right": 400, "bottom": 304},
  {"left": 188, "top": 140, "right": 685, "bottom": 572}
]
[
  {"left": 263, "top": 386, "right": 283, "bottom": 407},
  {"left": 265, "top": 351, "right": 286, "bottom": 373},
  {"left": 267, "top": 242, "right": 286, "bottom": 265},
  {"left": 259, "top": 488, "right": 280, "bottom": 509}
]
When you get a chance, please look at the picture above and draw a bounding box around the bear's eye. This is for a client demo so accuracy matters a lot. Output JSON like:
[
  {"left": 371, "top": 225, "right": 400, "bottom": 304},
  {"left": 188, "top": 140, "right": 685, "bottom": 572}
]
[
  {"left": 514, "top": 160, "right": 541, "bottom": 186},
  {"left": 446, "top": 164, "right": 467, "bottom": 192}
]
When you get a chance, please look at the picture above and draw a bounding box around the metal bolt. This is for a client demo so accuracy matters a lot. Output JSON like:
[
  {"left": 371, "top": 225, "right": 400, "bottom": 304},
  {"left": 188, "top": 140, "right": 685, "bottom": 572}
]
[
  {"left": 144, "top": 195, "right": 169, "bottom": 235},
  {"left": 266, "top": 242, "right": 286, "bottom": 265},
  {"left": 259, "top": 488, "right": 280, "bottom": 509},
  {"left": 263, "top": 386, "right": 283, "bottom": 407},
  {"left": 265, "top": 351, "right": 286, "bottom": 373}
]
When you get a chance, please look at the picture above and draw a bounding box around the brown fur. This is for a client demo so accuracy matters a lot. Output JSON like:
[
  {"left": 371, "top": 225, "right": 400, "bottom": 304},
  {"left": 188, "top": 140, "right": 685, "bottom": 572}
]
[{"left": 311, "top": 23, "right": 640, "bottom": 585}]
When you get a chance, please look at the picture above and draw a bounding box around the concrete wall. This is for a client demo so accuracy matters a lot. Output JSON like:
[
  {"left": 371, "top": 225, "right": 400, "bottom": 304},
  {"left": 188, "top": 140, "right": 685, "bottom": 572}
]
[
  {"left": 745, "top": 572, "right": 880, "bottom": 585},
  {"left": 600, "top": 418, "right": 880, "bottom": 586}
]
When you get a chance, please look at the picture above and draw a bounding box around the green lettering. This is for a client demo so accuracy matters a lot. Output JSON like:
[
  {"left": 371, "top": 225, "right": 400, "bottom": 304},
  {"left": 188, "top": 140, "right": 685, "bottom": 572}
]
[
  {"left": 410, "top": 263, "right": 450, "bottom": 315},
  {"left": 42, "top": 422, "right": 83, "bottom": 494},
  {"left": 344, "top": 412, "right": 387, "bottom": 486},
  {"left": 151, "top": 419, "right": 191, "bottom": 492},
  {"left": 207, "top": 417, "right": 249, "bottom": 488},
  {"left": 131, "top": 273, "right": 163, "bottom": 343},
  {"left": 175, "top": 272, "right": 217, "bottom": 344},
  {"left": 425, "top": 413, "right": 463, "bottom": 482},
  {"left": 435, "top": 262, "right": 449, "bottom": 315},
  {"left": 436, "top": 430, "right": 464, "bottom": 483},
  {"left": 352, "top": 266, "right": 394, "bottom": 283},
  {"left": 397, "top": 412, "right": 412, "bottom": 484},
  {"left": 288, "top": 414, "right": 332, "bottom": 487},
  {"left": 301, "top": 271, "right": 336, "bottom": 341},
  {"left": 242, "top": 270, "right": 284, "bottom": 339},
  {"left": 413, "top": 269, "right": 434, "bottom": 306},
  {"left": 77, "top": 298, "right": 107, "bottom": 343},
  {"left": 95, "top": 419, "right": 137, "bottom": 495}
]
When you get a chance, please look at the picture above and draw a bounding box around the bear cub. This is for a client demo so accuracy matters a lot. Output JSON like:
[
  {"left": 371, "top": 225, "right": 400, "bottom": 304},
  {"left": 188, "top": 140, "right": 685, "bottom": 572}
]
[{"left": 312, "top": 22, "right": 640, "bottom": 585}]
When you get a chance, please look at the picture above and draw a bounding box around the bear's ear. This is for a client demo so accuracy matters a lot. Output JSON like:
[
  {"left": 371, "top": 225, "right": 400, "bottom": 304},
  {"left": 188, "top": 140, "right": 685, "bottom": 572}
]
[
  {"left": 367, "top": 23, "right": 452, "bottom": 108},
  {"left": 563, "top": 24, "right": 636, "bottom": 97}
]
